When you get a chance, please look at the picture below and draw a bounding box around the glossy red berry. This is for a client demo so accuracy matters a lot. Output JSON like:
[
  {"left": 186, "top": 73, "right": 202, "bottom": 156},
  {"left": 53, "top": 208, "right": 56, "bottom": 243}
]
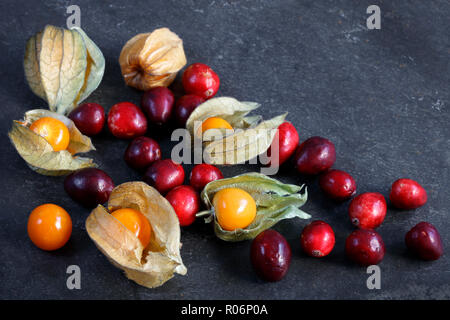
[
  {"left": 349, "top": 192, "right": 386, "bottom": 229},
  {"left": 345, "top": 229, "right": 385, "bottom": 266},
  {"left": 251, "top": 230, "right": 291, "bottom": 282},
  {"left": 182, "top": 63, "right": 220, "bottom": 100},
  {"left": 124, "top": 136, "right": 161, "bottom": 170},
  {"left": 143, "top": 159, "right": 185, "bottom": 194},
  {"left": 300, "top": 220, "right": 335, "bottom": 257},
  {"left": 140, "top": 87, "right": 174, "bottom": 125},
  {"left": 390, "top": 178, "right": 427, "bottom": 210},
  {"left": 293, "top": 136, "right": 336, "bottom": 175},
  {"left": 267, "top": 121, "right": 299, "bottom": 166},
  {"left": 319, "top": 169, "right": 356, "bottom": 201},
  {"left": 189, "top": 164, "right": 224, "bottom": 191},
  {"left": 165, "top": 185, "right": 200, "bottom": 226},
  {"left": 405, "top": 222, "right": 443, "bottom": 260},
  {"left": 68, "top": 102, "right": 105, "bottom": 136},
  {"left": 107, "top": 102, "right": 147, "bottom": 139},
  {"left": 173, "top": 94, "right": 205, "bottom": 127}
]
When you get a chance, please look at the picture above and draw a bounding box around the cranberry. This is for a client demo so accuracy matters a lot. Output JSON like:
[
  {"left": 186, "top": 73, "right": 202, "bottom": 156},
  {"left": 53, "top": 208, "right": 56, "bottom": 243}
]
[
  {"left": 143, "top": 159, "right": 185, "bottom": 194},
  {"left": 68, "top": 102, "right": 105, "bottom": 136},
  {"left": 319, "top": 169, "right": 356, "bottom": 201},
  {"left": 124, "top": 136, "right": 161, "bottom": 170},
  {"left": 348, "top": 192, "right": 386, "bottom": 229},
  {"left": 173, "top": 94, "right": 205, "bottom": 127},
  {"left": 345, "top": 229, "right": 385, "bottom": 266},
  {"left": 390, "top": 178, "right": 427, "bottom": 210},
  {"left": 405, "top": 222, "right": 443, "bottom": 260},
  {"left": 250, "top": 230, "right": 291, "bottom": 282},
  {"left": 165, "top": 185, "right": 200, "bottom": 226},
  {"left": 300, "top": 220, "right": 335, "bottom": 257},
  {"left": 267, "top": 121, "right": 299, "bottom": 166},
  {"left": 64, "top": 168, "right": 114, "bottom": 208},
  {"left": 182, "top": 63, "right": 220, "bottom": 100},
  {"left": 189, "top": 164, "right": 224, "bottom": 191},
  {"left": 140, "top": 87, "right": 174, "bottom": 125},
  {"left": 293, "top": 136, "right": 336, "bottom": 175},
  {"left": 107, "top": 102, "right": 147, "bottom": 139}
]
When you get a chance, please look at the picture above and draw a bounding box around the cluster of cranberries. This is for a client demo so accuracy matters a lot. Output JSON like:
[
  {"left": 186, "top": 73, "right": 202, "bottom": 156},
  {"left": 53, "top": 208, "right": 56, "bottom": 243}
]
[{"left": 65, "top": 61, "right": 443, "bottom": 284}]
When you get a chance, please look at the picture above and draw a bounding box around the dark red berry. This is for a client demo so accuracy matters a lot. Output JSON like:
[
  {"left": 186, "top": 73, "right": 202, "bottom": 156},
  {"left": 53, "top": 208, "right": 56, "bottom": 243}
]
[
  {"left": 140, "top": 87, "right": 174, "bottom": 125},
  {"left": 143, "top": 159, "right": 185, "bottom": 194},
  {"left": 165, "top": 185, "right": 200, "bottom": 226},
  {"left": 345, "top": 229, "right": 385, "bottom": 266},
  {"left": 68, "top": 102, "right": 105, "bottom": 136},
  {"left": 107, "top": 102, "right": 147, "bottom": 139},
  {"left": 124, "top": 136, "right": 161, "bottom": 170},
  {"left": 251, "top": 230, "right": 291, "bottom": 282},
  {"left": 320, "top": 169, "right": 356, "bottom": 201},
  {"left": 405, "top": 222, "right": 443, "bottom": 260},
  {"left": 173, "top": 94, "right": 205, "bottom": 127},
  {"left": 293, "top": 136, "right": 336, "bottom": 175},
  {"left": 267, "top": 121, "right": 299, "bottom": 166},
  {"left": 182, "top": 63, "right": 220, "bottom": 100},
  {"left": 300, "top": 220, "right": 335, "bottom": 257},
  {"left": 189, "top": 164, "right": 223, "bottom": 191},
  {"left": 349, "top": 192, "right": 386, "bottom": 229},
  {"left": 390, "top": 178, "right": 427, "bottom": 210}
]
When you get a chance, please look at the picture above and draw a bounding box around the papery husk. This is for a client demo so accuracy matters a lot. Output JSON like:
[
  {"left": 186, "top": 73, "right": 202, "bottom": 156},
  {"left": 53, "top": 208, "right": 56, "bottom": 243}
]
[
  {"left": 119, "top": 28, "right": 186, "bottom": 91},
  {"left": 24, "top": 25, "right": 105, "bottom": 115},
  {"left": 197, "top": 172, "right": 310, "bottom": 242},
  {"left": 8, "top": 109, "right": 96, "bottom": 176},
  {"left": 85, "top": 182, "right": 187, "bottom": 288},
  {"left": 185, "top": 97, "right": 286, "bottom": 165}
]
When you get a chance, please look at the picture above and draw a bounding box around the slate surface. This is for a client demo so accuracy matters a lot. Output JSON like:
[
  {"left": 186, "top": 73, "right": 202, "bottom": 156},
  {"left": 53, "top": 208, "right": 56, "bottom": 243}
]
[{"left": 0, "top": 0, "right": 449, "bottom": 300}]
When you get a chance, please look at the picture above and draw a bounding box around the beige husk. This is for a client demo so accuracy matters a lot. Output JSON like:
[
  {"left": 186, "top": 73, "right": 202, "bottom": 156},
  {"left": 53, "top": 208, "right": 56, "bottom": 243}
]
[
  {"left": 8, "top": 109, "right": 96, "bottom": 176},
  {"left": 85, "top": 182, "right": 187, "bottom": 288},
  {"left": 119, "top": 28, "right": 186, "bottom": 91},
  {"left": 185, "top": 97, "right": 286, "bottom": 165}
]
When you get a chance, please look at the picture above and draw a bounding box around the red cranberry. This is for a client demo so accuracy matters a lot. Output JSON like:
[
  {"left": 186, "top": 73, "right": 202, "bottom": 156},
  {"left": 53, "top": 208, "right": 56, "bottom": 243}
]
[
  {"left": 68, "top": 102, "right": 105, "bottom": 136},
  {"left": 390, "top": 178, "right": 427, "bottom": 210},
  {"left": 64, "top": 168, "right": 114, "bottom": 208},
  {"left": 189, "top": 164, "right": 224, "bottom": 191},
  {"left": 182, "top": 63, "right": 220, "bottom": 100},
  {"left": 345, "top": 229, "right": 385, "bottom": 266},
  {"left": 173, "top": 94, "right": 205, "bottom": 127},
  {"left": 405, "top": 222, "right": 443, "bottom": 260},
  {"left": 349, "top": 192, "right": 386, "bottom": 229},
  {"left": 267, "top": 121, "right": 299, "bottom": 166},
  {"left": 293, "top": 136, "right": 336, "bottom": 175},
  {"left": 300, "top": 220, "right": 335, "bottom": 257},
  {"left": 319, "top": 169, "right": 356, "bottom": 201},
  {"left": 251, "top": 230, "right": 291, "bottom": 282},
  {"left": 143, "top": 159, "right": 185, "bottom": 194},
  {"left": 141, "top": 87, "right": 174, "bottom": 125},
  {"left": 124, "top": 136, "right": 161, "bottom": 170},
  {"left": 165, "top": 185, "right": 200, "bottom": 226},
  {"left": 107, "top": 102, "right": 147, "bottom": 139}
]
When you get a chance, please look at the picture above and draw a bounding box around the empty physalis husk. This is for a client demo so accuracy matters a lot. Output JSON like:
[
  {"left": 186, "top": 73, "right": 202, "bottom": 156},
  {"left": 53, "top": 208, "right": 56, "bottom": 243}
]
[
  {"left": 119, "top": 28, "right": 186, "bottom": 91},
  {"left": 185, "top": 97, "right": 286, "bottom": 165},
  {"left": 197, "top": 172, "right": 310, "bottom": 242},
  {"left": 86, "top": 182, "right": 187, "bottom": 288},
  {"left": 8, "top": 109, "right": 96, "bottom": 176},
  {"left": 24, "top": 25, "right": 105, "bottom": 115}
]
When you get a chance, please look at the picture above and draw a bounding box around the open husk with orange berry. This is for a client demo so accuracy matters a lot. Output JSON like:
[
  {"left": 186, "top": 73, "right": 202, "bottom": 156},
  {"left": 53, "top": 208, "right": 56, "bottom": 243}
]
[
  {"left": 8, "top": 109, "right": 96, "bottom": 175},
  {"left": 86, "top": 182, "right": 187, "bottom": 288}
]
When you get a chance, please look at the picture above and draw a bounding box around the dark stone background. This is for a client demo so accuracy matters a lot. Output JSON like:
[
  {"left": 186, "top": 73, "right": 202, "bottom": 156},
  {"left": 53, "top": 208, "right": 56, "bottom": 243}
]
[{"left": 0, "top": 0, "right": 449, "bottom": 299}]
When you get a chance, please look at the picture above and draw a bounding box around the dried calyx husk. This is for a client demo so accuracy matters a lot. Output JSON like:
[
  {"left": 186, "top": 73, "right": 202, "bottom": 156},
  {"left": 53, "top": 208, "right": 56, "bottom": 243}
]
[
  {"left": 8, "top": 109, "right": 96, "bottom": 176},
  {"left": 119, "top": 28, "right": 186, "bottom": 91},
  {"left": 86, "top": 182, "right": 187, "bottom": 288},
  {"left": 24, "top": 25, "right": 105, "bottom": 115},
  {"left": 185, "top": 97, "right": 286, "bottom": 165},
  {"left": 197, "top": 172, "right": 310, "bottom": 241}
]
